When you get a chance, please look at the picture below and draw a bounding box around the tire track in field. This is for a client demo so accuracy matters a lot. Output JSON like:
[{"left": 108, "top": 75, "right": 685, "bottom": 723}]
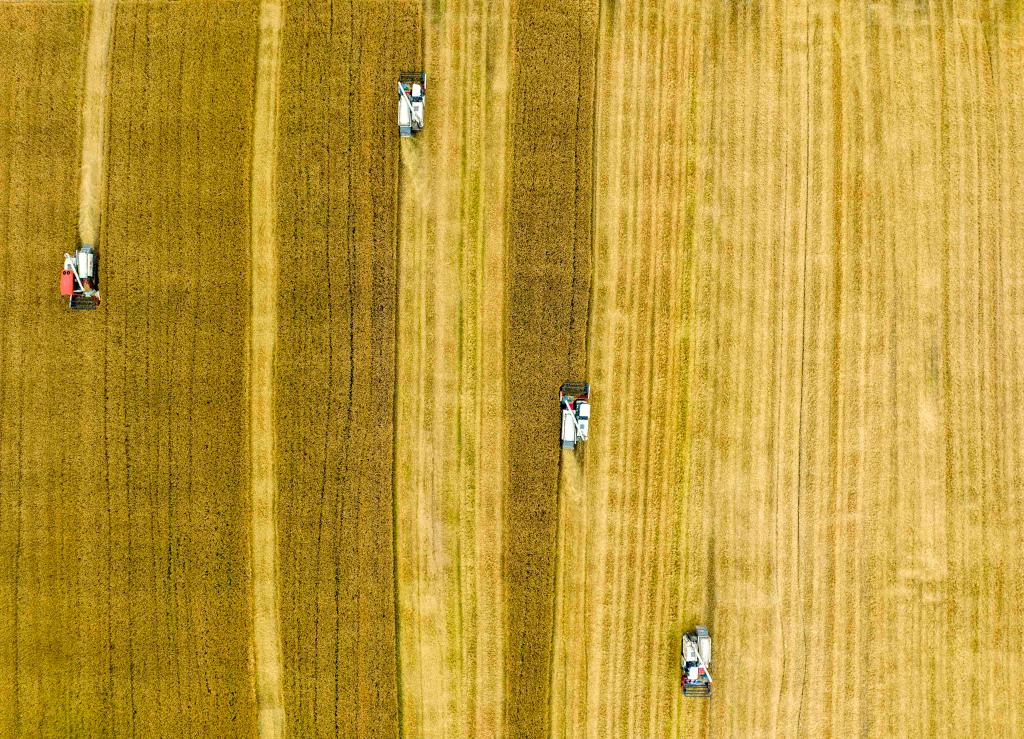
[
  {"left": 78, "top": 0, "right": 115, "bottom": 245},
  {"left": 250, "top": 1, "right": 284, "bottom": 735},
  {"left": 395, "top": 1, "right": 511, "bottom": 734}
]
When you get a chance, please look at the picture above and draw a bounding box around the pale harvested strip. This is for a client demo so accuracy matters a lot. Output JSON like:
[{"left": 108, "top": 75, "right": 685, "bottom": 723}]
[
  {"left": 0, "top": 6, "right": 90, "bottom": 734},
  {"left": 394, "top": 0, "right": 510, "bottom": 735},
  {"left": 78, "top": 0, "right": 115, "bottom": 245},
  {"left": 250, "top": 0, "right": 285, "bottom": 735},
  {"left": 551, "top": 2, "right": 697, "bottom": 738},
  {"left": 669, "top": 3, "right": 809, "bottom": 738},
  {"left": 674, "top": 1, "right": 1024, "bottom": 736}
]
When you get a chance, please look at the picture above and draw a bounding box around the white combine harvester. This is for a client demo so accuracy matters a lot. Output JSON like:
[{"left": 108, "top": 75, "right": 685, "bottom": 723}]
[
  {"left": 681, "top": 625, "right": 713, "bottom": 697},
  {"left": 559, "top": 381, "right": 590, "bottom": 450},
  {"left": 60, "top": 245, "right": 101, "bottom": 310},
  {"left": 398, "top": 72, "right": 425, "bottom": 137}
]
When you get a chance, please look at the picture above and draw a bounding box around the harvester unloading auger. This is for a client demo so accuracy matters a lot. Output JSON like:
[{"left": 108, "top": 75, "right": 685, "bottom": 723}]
[
  {"left": 559, "top": 381, "right": 590, "bottom": 450},
  {"left": 60, "top": 245, "right": 101, "bottom": 310}
]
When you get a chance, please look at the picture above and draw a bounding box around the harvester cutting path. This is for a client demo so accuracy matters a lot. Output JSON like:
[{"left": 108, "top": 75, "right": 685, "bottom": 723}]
[{"left": 60, "top": 245, "right": 101, "bottom": 310}]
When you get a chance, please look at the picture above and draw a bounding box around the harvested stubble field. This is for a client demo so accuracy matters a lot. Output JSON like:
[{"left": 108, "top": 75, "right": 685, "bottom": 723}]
[{"left": 1, "top": 1, "right": 1023, "bottom": 737}]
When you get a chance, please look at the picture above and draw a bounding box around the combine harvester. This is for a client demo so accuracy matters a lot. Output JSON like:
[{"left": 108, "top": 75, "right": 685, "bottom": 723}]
[
  {"left": 681, "top": 625, "right": 713, "bottom": 697},
  {"left": 559, "top": 381, "right": 590, "bottom": 450},
  {"left": 60, "top": 245, "right": 101, "bottom": 310},
  {"left": 398, "top": 72, "right": 426, "bottom": 137}
]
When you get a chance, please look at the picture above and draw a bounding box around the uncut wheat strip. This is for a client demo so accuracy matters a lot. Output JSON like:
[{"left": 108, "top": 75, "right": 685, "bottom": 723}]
[{"left": 0, "top": 8, "right": 90, "bottom": 734}]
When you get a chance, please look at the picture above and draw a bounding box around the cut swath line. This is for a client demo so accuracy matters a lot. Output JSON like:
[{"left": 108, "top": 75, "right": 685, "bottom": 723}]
[
  {"left": 250, "top": 0, "right": 285, "bottom": 737},
  {"left": 79, "top": 0, "right": 116, "bottom": 244}
]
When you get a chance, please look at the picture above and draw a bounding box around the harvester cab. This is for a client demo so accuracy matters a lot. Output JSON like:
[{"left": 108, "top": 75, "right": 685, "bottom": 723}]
[
  {"left": 681, "top": 625, "right": 713, "bottom": 698},
  {"left": 559, "top": 381, "right": 590, "bottom": 450},
  {"left": 60, "top": 245, "right": 101, "bottom": 311},
  {"left": 398, "top": 72, "right": 426, "bottom": 137}
]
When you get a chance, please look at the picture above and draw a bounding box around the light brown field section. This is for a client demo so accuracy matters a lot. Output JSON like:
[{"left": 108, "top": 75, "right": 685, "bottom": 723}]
[
  {"left": 0, "top": 2, "right": 260, "bottom": 735},
  {"left": 250, "top": 0, "right": 285, "bottom": 735},
  {"left": 394, "top": 0, "right": 511, "bottom": 736},
  {"left": 674, "top": 1, "right": 1024, "bottom": 737},
  {"left": 273, "top": 1, "right": 417, "bottom": 736},
  {"left": 549, "top": 2, "right": 696, "bottom": 737},
  {"left": 78, "top": 0, "right": 115, "bottom": 245}
]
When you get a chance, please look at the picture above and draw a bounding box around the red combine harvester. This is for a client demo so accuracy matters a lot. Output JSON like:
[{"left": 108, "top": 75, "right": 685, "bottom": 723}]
[{"left": 61, "top": 245, "right": 101, "bottom": 310}]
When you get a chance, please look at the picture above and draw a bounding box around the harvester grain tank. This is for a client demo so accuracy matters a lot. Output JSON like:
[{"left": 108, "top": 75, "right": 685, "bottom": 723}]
[
  {"left": 60, "top": 245, "right": 101, "bottom": 310},
  {"left": 559, "top": 381, "right": 590, "bottom": 450},
  {"left": 681, "top": 625, "right": 713, "bottom": 697},
  {"left": 398, "top": 72, "right": 426, "bottom": 136}
]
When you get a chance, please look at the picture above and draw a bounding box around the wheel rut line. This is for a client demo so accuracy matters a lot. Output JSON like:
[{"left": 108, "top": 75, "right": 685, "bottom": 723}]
[{"left": 249, "top": 0, "right": 285, "bottom": 736}]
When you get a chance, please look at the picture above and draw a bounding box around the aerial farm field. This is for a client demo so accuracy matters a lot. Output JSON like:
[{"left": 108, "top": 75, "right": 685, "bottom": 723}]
[{"left": 0, "top": 1, "right": 1022, "bottom": 737}]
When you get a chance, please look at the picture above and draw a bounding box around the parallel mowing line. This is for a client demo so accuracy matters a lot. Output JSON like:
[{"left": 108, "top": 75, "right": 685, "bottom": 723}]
[{"left": 250, "top": 1, "right": 285, "bottom": 736}]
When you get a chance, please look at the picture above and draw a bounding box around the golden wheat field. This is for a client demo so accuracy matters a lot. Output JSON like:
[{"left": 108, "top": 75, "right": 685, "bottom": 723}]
[{"left": 1, "top": 0, "right": 1023, "bottom": 737}]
